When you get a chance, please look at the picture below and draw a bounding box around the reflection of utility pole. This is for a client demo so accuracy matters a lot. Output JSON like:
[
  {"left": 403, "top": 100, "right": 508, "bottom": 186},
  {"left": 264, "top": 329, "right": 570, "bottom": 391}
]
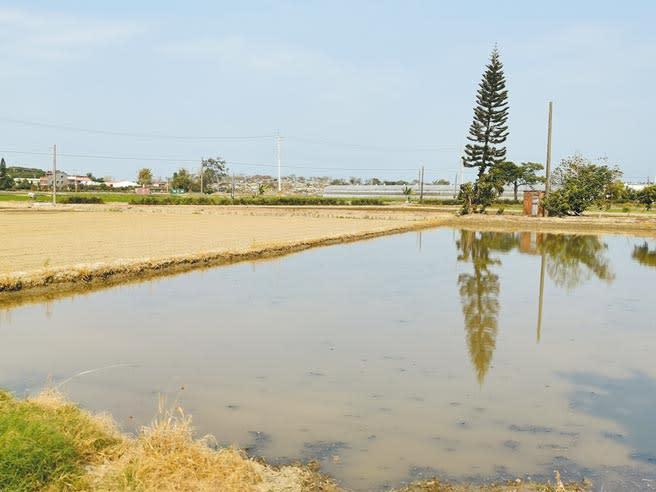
[
  {"left": 417, "top": 231, "right": 422, "bottom": 252},
  {"left": 537, "top": 252, "right": 546, "bottom": 342}
]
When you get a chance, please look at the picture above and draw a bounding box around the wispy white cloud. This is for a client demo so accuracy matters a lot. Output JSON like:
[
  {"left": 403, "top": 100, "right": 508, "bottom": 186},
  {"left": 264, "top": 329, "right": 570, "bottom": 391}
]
[{"left": 0, "top": 8, "right": 147, "bottom": 63}]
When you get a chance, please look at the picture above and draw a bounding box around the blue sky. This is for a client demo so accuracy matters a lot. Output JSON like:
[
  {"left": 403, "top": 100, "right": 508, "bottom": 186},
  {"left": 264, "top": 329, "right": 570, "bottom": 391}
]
[{"left": 0, "top": 1, "right": 654, "bottom": 182}]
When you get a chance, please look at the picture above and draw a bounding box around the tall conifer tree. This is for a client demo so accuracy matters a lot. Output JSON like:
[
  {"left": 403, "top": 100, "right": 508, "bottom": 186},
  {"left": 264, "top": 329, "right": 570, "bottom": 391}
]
[
  {"left": 463, "top": 48, "right": 509, "bottom": 178},
  {"left": 0, "top": 158, "right": 13, "bottom": 190}
]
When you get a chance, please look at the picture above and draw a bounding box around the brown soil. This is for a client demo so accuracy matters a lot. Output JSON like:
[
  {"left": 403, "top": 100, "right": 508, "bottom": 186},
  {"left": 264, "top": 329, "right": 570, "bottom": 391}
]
[{"left": 0, "top": 204, "right": 444, "bottom": 305}]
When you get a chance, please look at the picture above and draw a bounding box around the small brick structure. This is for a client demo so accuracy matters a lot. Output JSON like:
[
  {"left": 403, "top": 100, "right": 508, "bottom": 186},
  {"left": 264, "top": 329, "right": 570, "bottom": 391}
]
[{"left": 523, "top": 191, "right": 545, "bottom": 216}]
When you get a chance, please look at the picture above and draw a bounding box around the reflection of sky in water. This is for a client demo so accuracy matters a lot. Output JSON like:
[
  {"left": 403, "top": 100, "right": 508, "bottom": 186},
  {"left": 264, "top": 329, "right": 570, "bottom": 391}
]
[
  {"left": 563, "top": 370, "right": 656, "bottom": 464},
  {"left": 0, "top": 230, "right": 655, "bottom": 491}
]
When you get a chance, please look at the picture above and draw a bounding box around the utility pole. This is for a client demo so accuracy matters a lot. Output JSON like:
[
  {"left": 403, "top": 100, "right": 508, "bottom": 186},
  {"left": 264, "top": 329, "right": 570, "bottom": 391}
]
[
  {"left": 231, "top": 171, "right": 235, "bottom": 201},
  {"left": 545, "top": 101, "right": 553, "bottom": 195},
  {"left": 200, "top": 158, "right": 204, "bottom": 195},
  {"left": 460, "top": 157, "right": 464, "bottom": 189},
  {"left": 52, "top": 144, "right": 57, "bottom": 205},
  {"left": 419, "top": 164, "right": 425, "bottom": 203},
  {"left": 275, "top": 133, "right": 282, "bottom": 193}
]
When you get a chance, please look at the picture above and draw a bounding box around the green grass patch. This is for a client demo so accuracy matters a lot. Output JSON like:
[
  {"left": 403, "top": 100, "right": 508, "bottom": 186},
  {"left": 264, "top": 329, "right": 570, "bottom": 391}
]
[
  {"left": 0, "top": 391, "right": 121, "bottom": 492},
  {"left": 0, "top": 193, "right": 48, "bottom": 202},
  {"left": 419, "top": 198, "right": 463, "bottom": 206}
]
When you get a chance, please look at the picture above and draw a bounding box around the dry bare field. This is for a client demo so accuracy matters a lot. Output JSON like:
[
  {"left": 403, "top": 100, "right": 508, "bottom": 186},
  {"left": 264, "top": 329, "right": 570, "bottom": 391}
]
[{"left": 0, "top": 204, "right": 446, "bottom": 297}]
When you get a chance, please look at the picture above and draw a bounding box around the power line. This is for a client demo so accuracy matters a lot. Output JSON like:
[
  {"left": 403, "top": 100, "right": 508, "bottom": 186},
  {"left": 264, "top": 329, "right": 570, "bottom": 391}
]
[
  {"left": 285, "top": 135, "right": 459, "bottom": 152},
  {"left": 0, "top": 117, "right": 274, "bottom": 141},
  {"left": 0, "top": 116, "right": 459, "bottom": 152},
  {"left": 0, "top": 148, "right": 466, "bottom": 174}
]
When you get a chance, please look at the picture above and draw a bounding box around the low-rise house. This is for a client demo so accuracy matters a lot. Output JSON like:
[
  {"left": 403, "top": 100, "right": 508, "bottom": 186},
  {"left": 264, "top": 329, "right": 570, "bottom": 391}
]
[
  {"left": 13, "top": 177, "right": 41, "bottom": 186},
  {"left": 39, "top": 171, "right": 68, "bottom": 188},
  {"left": 106, "top": 180, "right": 139, "bottom": 188}
]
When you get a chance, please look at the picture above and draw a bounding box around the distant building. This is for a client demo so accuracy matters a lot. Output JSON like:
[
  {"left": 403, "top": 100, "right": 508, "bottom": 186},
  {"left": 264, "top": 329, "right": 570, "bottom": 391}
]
[
  {"left": 40, "top": 171, "right": 68, "bottom": 188},
  {"left": 67, "top": 175, "right": 100, "bottom": 187},
  {"left": 107, "top": 180, "right": 139, "bottom": 188},
  {"left": 13, "top": 177, "right": 41, "bottom": 186},
  {"left": 151, "top": 180, "right": 168, "bottom": 191}
]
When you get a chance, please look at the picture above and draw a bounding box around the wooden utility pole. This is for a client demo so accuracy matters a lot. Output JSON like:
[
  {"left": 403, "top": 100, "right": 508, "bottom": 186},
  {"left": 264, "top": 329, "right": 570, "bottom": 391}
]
[
  {"left": 545, "top": 101, "right": 553, "bottom": 195},
  {"left": 419, "top": 164, "right": 425, "bottom": 203},
  {"left": 231, "top": 172, "right": 235, "bottom": 201},
  {"left": 52, "top": 144, "right": 57, "bottom": 205},
  {"left": 200, "top": 159, "right": 204, "bottom": 195},
  {"left": 276, "top": 134, "right": 282, "bottom": 193}
]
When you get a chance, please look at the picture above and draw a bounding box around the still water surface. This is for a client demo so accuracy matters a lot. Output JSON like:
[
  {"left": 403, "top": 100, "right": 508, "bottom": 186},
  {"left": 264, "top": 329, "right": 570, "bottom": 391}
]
[{"left": 1, "top": 228, "right": 655, "bottom": 490}]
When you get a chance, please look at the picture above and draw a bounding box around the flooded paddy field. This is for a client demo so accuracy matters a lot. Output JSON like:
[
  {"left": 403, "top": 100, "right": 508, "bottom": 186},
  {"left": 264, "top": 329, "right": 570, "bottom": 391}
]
[{"left": 1, "top": 228, "right": 655, "bottom": 491}]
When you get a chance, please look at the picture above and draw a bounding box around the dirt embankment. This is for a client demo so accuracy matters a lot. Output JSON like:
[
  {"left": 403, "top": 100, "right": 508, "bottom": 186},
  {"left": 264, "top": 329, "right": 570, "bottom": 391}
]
[{"left": 1, "top": 204, "right": 654, "bottom": 306}]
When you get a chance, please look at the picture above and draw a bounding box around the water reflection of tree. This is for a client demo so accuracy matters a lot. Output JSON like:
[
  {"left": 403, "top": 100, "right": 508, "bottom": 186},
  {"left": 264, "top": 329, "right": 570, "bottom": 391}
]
[
  {"left": 457, "top": 231, "right": 519, "bottom": 385},
  {"left": 538, "top": 235, "right": 615, "bottom": 289},
  {"left": 631, "top": 242, "right": 656, "bottom": 268},
  {"left": 456, "top": 231, "right": 615, "bottom": 384}
]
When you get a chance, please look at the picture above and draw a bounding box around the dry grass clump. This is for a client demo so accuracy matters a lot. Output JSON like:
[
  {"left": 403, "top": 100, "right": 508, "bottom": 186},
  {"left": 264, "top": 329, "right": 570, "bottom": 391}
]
[
  {"left": 29, "top": 388, "right": 126, "bottom": 465},
  {"left": 87, "top": 402, "right": 264, "bottom": 492}
]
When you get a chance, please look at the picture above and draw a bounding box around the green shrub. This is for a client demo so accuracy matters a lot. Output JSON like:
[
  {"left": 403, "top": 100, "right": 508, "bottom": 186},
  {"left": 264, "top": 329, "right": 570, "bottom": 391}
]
[
  {"left": 129, "top": 195, "right": 385, "bottom": 206},
  {"left": 349, "top": 198, "right": 384, "bottom": 206},
  {"left": 636, "top": 184, "right": 656, "bottom": 210},
  {"left": 542, "top": 154, "right": 622, "bottom": 216},
  {"left": 61, "top": 196, "right": 104, "bottom": 204},
  {"left": 541, "top": 190, "right": 571, "bottom": 217}
]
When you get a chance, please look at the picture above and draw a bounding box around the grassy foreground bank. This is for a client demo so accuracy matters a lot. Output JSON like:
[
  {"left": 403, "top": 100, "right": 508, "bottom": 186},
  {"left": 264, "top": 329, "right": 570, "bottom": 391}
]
[
  {"left": 0, "top": 390, "right": 339, "bottom": 492},
  {"left": 0, "top": 390, "right": 588, "bottom": 492}
]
